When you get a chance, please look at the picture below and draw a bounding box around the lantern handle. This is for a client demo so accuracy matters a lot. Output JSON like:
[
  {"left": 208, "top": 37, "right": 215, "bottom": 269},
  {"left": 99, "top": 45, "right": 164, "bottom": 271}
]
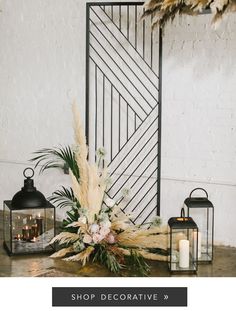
[
  {"left": 23, "top": 167, "right": 34, "bottom": 179},
  {"left": 189, "top": 187, "right": 208, "bottom": 199},
  {"left": 180, "top": 208, "right": 185, "bottom": 219}
]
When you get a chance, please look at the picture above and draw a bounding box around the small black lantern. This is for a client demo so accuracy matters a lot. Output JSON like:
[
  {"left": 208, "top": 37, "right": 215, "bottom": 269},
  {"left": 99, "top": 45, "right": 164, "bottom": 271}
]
[
  {"left": 168, "top": 208, "right": 198, "bottom": 273},
  {"left": 184, "top": 188, "right": 214, "bottom": 263},
  {"left": 3, "top": 168, "right": 56, "bottom": 255}
]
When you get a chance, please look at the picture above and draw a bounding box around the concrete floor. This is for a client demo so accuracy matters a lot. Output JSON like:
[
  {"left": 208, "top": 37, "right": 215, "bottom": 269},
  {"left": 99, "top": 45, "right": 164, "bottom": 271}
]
[{"left": 1, "top": 218, "right": 236, "bottom": 277}]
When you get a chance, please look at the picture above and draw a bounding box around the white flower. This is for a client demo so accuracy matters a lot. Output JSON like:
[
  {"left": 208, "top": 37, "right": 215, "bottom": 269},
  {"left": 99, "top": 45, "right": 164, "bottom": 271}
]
[
  {"left": 78, "top": 216, "right": 87, "bottom": 224},
  {"left": 150, "top": 216, "right": 162, "bottom": 227},
  {"left": 96, "top": 147, "right": 106, "bottom": 158},
  {"left": 92, "top": 233, "right": 104, "bottom": 244},
  {"left": 83, "top": 234, "right": 92, "bottom": 244},
  {"left": 105, "top": 198, "right": 116, "bottom": 208},
  {"left": 90, "top": 223, "right": 100, "bottom": 234},
  {"left": 99, "top": 226, "right": 110, "bottom": 238},
  {"left": 100, "top": 220, "right": 111, "bottom": 229}
]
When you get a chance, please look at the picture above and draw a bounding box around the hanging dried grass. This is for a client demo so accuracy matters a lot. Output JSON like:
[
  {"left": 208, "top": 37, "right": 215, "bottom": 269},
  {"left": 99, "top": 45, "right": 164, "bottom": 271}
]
[{"left": 143, "top": 0, "right": 236, "bottom": 28}]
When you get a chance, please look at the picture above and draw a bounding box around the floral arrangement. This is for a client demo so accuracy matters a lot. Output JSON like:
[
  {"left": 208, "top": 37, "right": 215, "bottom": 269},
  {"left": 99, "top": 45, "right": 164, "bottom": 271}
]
[
  {"left": 31, "top": 103, "right": 169, "bottom": 276},
  {"left": 143, "top": 0, "right": 236, "bottom": 28}
]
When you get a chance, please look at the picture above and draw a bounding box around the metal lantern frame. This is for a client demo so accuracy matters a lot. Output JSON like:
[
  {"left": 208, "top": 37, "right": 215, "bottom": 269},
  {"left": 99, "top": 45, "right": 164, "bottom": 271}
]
[
  {"left": 3, "top": 168, "right": 56, "bottom": 256},
  {"left": 168, "top": 208, "right": 199, "bottom": 274},
  {"left": 185, "top": 187, "right": 214, "bottom": 263}
]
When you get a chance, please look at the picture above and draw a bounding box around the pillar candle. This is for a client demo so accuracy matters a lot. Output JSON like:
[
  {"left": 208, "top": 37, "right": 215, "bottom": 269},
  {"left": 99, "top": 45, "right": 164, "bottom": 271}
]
[
  {"left": 179, "top": 239, "right": 189, "bottom": 268},
  {"left": 36, "top": 214, "right": 43, "bottom": 236},
  {"left": 31, "top": 224, "right": 38, "bottom": 237},
  {"left": 193, "top": 231, "right": 202, "bottom": 258},
  {"left": 22, "top": 226, "right": 32, "bottom": 241}
]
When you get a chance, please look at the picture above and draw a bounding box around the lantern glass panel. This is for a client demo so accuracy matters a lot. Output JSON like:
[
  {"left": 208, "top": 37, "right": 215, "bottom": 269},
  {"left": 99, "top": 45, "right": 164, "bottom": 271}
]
[
  {"left": 3, "top": 201, "right": 55, "bottom": 255},
  {"left": 187, "top": 207, "right": 213, "bottom": 261},
  {"left": 169, "top": 227, "right": 198, "bottom": 272},
  {"left": 3, "top": 202, "right": 11, "bottom": 253},
  {"left": 11, "top": 208, "right": 54, "bottom": 254}
]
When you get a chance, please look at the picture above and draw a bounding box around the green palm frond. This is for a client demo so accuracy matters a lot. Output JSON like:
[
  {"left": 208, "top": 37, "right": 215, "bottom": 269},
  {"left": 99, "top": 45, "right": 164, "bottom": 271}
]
[
  {"left": 62, "top": 208, "right": 80, "bottom": 233},
  {"left": 125, "top": 250, "right": 150, "bottom": 276},
  {"left": 49, "top": 186, "right": 78, "bottom": 209},
  {"left": 48, "top": 186, "right": 81, "bottom": 233},
  {"left": 93, "top": 245, "right": 124, "bottom": 274},
  {"left": 30, "top": 146, "right": 80, "bottom": 181}
]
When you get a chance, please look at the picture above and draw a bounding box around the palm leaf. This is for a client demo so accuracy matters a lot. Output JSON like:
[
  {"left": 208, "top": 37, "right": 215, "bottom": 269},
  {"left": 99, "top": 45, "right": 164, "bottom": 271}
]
[
  {"left": 49, "top": 186, "right": 78, "bottom": 209},
  {"left": 30, "top": 146, "right": 80, "bottom": 181}
]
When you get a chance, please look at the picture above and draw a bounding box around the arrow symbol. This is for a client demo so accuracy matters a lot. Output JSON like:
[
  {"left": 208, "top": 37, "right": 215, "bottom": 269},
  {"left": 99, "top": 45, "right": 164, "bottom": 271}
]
[{"left": 164, "top": 295, "right": 168, "bottom": 300}]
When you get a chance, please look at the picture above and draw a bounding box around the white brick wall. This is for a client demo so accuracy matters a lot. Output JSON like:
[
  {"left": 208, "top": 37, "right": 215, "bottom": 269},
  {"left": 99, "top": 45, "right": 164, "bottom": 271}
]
[
  {"left": 161, "top": 14, "right": 236, "bottom": 247},
  {"left": 0, "top": 1, "right": 235, "bottom": 246}
]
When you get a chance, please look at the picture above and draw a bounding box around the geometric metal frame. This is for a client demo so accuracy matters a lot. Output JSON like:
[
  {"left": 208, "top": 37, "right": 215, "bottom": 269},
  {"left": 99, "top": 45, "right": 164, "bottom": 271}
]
[{"left": 86, "top": 2, "right": 162, "bottom": 222}]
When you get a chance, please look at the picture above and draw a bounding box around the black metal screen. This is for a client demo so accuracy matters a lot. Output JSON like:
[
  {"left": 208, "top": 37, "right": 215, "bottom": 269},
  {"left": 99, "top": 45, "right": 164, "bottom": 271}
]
[{"left": 86, "top": 2, "right": 162, "bottom": 224}]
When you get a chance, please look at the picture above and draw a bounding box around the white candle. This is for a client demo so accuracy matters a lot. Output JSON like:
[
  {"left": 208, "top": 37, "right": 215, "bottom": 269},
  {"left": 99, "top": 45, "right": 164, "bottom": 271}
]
[
  {"left": 179, "top": 239, "right": 189, "bottom": 268},
  {"left": 193, "top": 231, "right": 201, "bottom": 258}
]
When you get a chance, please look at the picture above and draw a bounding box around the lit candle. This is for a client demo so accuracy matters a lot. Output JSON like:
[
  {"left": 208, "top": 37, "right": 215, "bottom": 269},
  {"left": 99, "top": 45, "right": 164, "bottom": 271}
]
[
  {"left": 179, "top": 239, "right": 189, "bottom": 268},
  {"left": 193, "top": 231, "right": 201, "bottom": 258},
  {"left": 36, "top": 214, "right": 43, "bottom": 236},
  {"left": 31, "top": 224, "right": 38, "bottom": 237},
  {"left": 22, "top": 225, "right": 32, "bottom": 241},
  {"left": 14, "top": 234, "right": 21, "bottom": 240}
]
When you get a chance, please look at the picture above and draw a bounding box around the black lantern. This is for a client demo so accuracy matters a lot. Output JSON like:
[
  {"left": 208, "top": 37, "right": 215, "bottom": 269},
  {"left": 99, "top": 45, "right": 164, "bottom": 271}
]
[
  {"left": 168, "top": 208, "right": 198, "bottom": 273},
  {"left": 3, "top": 168, "right": 56, "bottom": 256},
  {"left": 184, "top": 188, "right": 214, "bottom": 263}
]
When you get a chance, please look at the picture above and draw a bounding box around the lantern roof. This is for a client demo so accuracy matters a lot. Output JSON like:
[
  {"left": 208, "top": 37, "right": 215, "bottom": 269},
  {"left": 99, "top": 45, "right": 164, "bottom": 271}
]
[
  {"left": 168, "top": 216, "right": 198, "bottom": 229},
  {"left": 11, "top": 168, "right": 47, "bottom": 210},
  {"left": 184, "top": 197, "right": 213, "bottom": 208}
]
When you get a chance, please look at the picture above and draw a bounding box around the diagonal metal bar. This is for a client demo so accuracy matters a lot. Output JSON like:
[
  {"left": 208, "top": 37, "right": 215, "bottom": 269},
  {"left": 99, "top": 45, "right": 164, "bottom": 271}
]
[
  {"left": 89, "top": 20, "right": 158, "bottom": 100},
  {"left": 89, "top": 39, "right": 154, "bottom": 111},
  {"left": 109, "top": 139, "right": 158, "bottom": 197},
  {"left": 131, "top": 179, "right": 157, "bottom": 213},
  {"left": 90, "top": 50, "right": 150, "bottom": 117},
  {"left": 109, "top": 113, "right": 158, "bottom": 176},
  {"left": 90, "top": 30, "right": 156, "bottom": 107},
  {"left": 108, "top": 105, "right": 158, "bottom": 167},
  {"left": 141, "top": 205, "right": 157, "bottom": 224},
  {"left": 99, "top": 6, "right": 159, "bottom": 79},
  {"left": 122, "top": 165, "right": 157, "bottom": 211},
  {"left": 90, "top": 56, "right": 147, "bottom": 119},
  {"left": 93, "top": 58, "right": 145, "bottom": 121},
  {"left": 90, "top": 7, "right": 159, "bottom": 89},
  {"left": 133, "top": 192, "right": 157, "bottom": 223}
]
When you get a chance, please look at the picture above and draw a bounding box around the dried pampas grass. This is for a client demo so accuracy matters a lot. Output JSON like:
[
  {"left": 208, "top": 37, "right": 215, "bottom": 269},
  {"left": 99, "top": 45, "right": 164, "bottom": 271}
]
[
  {"left": 50, "top": 246, "right": 74, "bottom": 258},
  {"left": 63, "top": 246, "right": 94, "bottom": 266},
  {"left": 72, "top": 102, "right": 89, "bottom": 208},
  {"left": 143, "top": 0, "right": 236, "bottom": 28},
  {"left": 50, "top": 232, "right": 79, "bottom": 246}
]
